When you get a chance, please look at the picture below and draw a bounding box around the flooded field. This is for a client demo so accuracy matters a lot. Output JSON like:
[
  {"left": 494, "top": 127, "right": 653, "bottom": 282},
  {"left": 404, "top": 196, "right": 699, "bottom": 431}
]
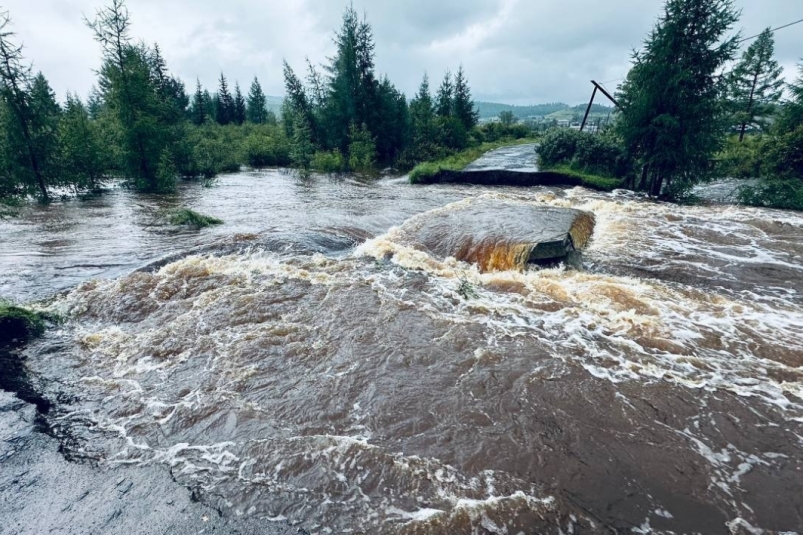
[{"left": 2, "top": 171, "right": 802, "bottom": 534}]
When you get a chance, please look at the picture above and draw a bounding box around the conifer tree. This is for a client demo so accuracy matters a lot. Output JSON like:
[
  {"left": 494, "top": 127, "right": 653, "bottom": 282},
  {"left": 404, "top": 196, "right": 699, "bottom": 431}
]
[
  {"left": 87, "top": 0, "right": 180, "bottom": 192},
  {"left": 215, "top": 73, "right": 233, "bottom": 125},
  {"left": 191, "top": 79, "right": 206, "bottom": 125},
  {"left": 202, "top": 89, "right": 215, "bottom": 122},
  {"left": 0, "top": 12, "right": 56, "bottom": 200},
  {"left": 453, "top": 65, "right": 478, "bottom": 131},
  {"left": 435, "top": 71, "right": 453, "bottom": 118},
  {"left": 616, "top": 0, "right": 739, "bottom": 197},
  {"left": 246, "top": 77, "right": 268, "bottom": 124},
  {"left": 409, "top": 73, "right": 436, "bottom": 156},
  {"left": 233, "top": 82, "right": 246, "bottom": 125},
  {"left": 59, "top": 93, "right": 104, "bottom": 191},
  {"left": 728, "top": 28, "right": 784, "bottom": 141}
]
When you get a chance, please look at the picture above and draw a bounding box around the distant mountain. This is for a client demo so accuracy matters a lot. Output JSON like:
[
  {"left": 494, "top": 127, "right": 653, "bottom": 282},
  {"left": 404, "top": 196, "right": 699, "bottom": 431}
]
[
  {"left": 475, "top": 101, "right": 615, "bottom": 121},
  {"left": 475, "top": 101, "right": 570, "bottom": 119}
]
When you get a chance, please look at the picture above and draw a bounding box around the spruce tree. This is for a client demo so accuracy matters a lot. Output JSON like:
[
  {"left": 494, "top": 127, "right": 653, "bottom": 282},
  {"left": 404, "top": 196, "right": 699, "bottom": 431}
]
[
  {"left": 410, "top": 74, "right": 434, "bottom": 136},
  {"left": 215, "top": 73, "right": 233, "bottom": 125},
  {"left": 191, "top": 79, "right": 206, "bottom": 125},
  {"left": 202, "top": 89, "right": 215, "bottom": 122},
  {"left": 616, "top": 0, "right": 739, "bottom": 197},
  {"left": 233, "top": 82, "right": 246, "bottom": 125},
  {"left": 728, "top": 28, "right": 784, "bottom": 141},
  {"left": 435, "top": 71, "right": 453, "bottom": 118},
  {"left": 246, "top": 77, "right": 268, "bottom": 124},
  {"left": 453, "top": 65, "right": 478, "bottom": 131}
]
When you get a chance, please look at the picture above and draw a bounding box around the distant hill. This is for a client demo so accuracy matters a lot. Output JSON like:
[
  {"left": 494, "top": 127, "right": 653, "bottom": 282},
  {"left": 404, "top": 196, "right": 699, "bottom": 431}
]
[{"left": 475, "top": 102, "right": 569, "bottom": 119}]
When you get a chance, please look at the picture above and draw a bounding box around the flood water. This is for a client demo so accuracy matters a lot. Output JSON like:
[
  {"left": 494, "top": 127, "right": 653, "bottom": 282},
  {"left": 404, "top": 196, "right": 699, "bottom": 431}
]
[{"left": 2, "top": 171, "right": 803, "bottom": 534}]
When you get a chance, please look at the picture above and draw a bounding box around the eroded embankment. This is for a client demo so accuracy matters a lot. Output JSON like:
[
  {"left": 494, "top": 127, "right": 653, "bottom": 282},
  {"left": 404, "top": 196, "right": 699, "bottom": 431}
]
[{"left": 14, "top": 189, "right": 803, "bottom": 534}]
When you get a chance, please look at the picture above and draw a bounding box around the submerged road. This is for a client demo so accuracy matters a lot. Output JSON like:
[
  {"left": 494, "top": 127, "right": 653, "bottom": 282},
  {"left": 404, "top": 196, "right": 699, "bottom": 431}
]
[{"left": 463, "top": 143, "right": 538, "bottom": 173}]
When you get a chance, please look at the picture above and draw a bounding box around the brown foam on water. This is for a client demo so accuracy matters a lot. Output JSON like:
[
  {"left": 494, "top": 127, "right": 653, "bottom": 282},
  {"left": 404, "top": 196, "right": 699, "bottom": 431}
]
[
  {"left": 365, "top": 197, "right": 595, "bottom": 272},
  {"left": 43, "top": 190, "right": 803, "bottom": 533}
]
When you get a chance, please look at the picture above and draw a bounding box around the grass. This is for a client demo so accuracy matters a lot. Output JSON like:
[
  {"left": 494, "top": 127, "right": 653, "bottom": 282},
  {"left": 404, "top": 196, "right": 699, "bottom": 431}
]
[
  {"left": 0, "top": 302, "right": 46, "bottom": 345},
  {"left": 409, "top": 139, "right": 536, "bottom": 184},
  {"left": 169, "top": 208, "right": 224, "bottom": 229},
  {"left": 545, "top": 165, "right": 624, "bottom": 192}
]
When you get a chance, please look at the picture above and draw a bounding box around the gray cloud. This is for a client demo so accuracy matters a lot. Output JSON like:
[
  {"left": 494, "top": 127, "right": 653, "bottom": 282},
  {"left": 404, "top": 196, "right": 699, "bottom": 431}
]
[{"left": 4, "top": 0, "right": 802, "bottom": 105}]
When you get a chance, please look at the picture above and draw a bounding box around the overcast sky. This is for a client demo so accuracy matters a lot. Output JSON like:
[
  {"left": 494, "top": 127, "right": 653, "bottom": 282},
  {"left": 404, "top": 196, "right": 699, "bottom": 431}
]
[{"left": 4, "top": 0, "right": 802, "bottom": 105}]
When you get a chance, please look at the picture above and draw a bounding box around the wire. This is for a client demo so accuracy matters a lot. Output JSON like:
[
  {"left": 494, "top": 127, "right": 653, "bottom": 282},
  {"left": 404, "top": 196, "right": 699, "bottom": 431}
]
[{"left": 738, "top": 18, "right": 803, "bottom": 43}]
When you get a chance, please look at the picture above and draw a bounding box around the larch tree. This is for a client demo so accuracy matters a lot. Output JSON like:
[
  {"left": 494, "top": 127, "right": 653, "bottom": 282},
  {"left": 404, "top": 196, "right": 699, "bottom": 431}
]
[
  {"left": 729, "top": 28, "right": 784, "bottom": 141},
  {"left": 0, "top": 11, "right": 56, "bottom": 200},
  {"left": 233, "top": 82, "right": 246, "bottom": 125},
  {"left": 616, "top": 0, "right": 739, "bottom": 197},
  {"left": 191, "top": 79, "right": 206, "bottom": 125}
]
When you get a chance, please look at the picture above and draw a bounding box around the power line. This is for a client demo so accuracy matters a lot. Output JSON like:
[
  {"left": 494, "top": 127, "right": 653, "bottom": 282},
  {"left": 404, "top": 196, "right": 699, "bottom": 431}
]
[
  {"left": 738, "top": 18, "right": 803, "bottom": 43},
  {"left": 597, "top": 17, "right": 803, "bottom": 87}
]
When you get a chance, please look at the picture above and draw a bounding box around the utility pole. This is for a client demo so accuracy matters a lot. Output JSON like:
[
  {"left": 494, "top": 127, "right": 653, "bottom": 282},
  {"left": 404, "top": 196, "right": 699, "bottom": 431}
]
[{"left": 580, "top": 80, "right": 622, "bottom": 132}]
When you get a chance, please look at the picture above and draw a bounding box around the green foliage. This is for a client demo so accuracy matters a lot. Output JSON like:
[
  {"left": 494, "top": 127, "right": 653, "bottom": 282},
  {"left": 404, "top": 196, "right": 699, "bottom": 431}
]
[
  {"left": 312, "top": 149, "right": 346, "bottom": 173},
  {"left": 457, "top": 278, "right": 478, "bottom": 300},
  {"left": 155, "top": 150, "right": 177, "bottom": 192},
  {"left": 739, "top": 177, "right": 803, "bottom": 211},
  {"left": 243, "top": 131, "right": 291, "bottom": 168},
  {"left": 290, "top": 114, "right": 314, "bottom": 172},
  {"left": 616, "top": 0, "right": 739, "bottom": 197},
  {"left": 409, "top": 140, "right": 533, "bottom": 184},
  {"left": 538, "top": 128, "right": 626, "bottom": 179},
  {"left": 0, "top": 301, "right": 45, "bottom": 344},
  {"left": 246, "top": 77, "right": 269, "bottom": 124},
  {"left": 59, "top": 93, "right": 105, "bottom": 191},
  {"left": 88, "top": 0, "right": 186, "bottom": 193},
  {"left": 727, "top": 28, "right": 784, "bottom": 140},
  {"left": 347, "top": 122, "right": 377, "bottom": 172},
  {"left": 168, "top": 208, "right": 223, "bottom": 228},
  {"left": 453, "top": 66, "right": 478, "bottom": 131},
  {"left": 545, "top": 165, "right": 624, "bottom": 192},
  {"left": 716, "top": 135, "right": 768, "bottom": 178}
]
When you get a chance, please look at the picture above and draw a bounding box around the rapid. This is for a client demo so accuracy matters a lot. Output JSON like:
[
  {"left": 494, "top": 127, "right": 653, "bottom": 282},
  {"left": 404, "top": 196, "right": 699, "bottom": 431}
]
[{"left": 1, "top": 170, "right": 802, "bottom": 534}]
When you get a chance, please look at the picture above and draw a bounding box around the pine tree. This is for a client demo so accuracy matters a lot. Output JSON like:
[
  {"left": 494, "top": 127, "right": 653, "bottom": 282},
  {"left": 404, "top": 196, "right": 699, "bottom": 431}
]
[
  {"left": 191, "top": 79, "right": 206, "bottom": 125},
  {"left": 283, "top": 61, "right": 315, "bottom": 141},
  {"left": 453, "top": 65, "right": 478, "bottom": 131},
  {"left": 202, "top": 89, "right": 215, "bottom": 122},
  {"left": 233, "top": 82, "right": 246, "bottom": 125},
  {"left": 728, "top": 28, "right": 784, "bottom": 141},
  {"left": 290, "top": 113, "right": 314, "bottom": 173},
  {"left": 435, "top": 71, "right": 453, "bottom": 118},
  {"left": 215, "top": 73, "right": 233, "bottom": 125},
  {"left": 616, "top": 0, "right": 739, "bottom": 197},
  {"left": 0, "top": 13, "right": 56, "bottom": 200},
  {"left": 246, "top": 77, "right": 268, "bottom": 124}
]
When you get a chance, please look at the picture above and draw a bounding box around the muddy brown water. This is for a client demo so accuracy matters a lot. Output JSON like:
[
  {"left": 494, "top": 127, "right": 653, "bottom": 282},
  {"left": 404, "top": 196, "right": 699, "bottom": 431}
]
[{"left": 2, "top": 171, "right": 803, "bottom": 534}]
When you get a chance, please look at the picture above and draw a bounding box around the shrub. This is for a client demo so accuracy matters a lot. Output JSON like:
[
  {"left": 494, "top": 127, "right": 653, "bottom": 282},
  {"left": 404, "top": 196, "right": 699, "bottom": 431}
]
[
  {"left": 739, "top": 177, "right": 803, "bottom": 211},
  {"left": 716, "top": 135, "right": 768, "bottom": 178},
  {"left": 168, "top": 209, "right": 223, "bottom": 229},
  {"left": 312, "top": 150, "right": 346, "bottom": 173},
  {"left": 538, "top": 128, "right": 626, "bottom": 178}
]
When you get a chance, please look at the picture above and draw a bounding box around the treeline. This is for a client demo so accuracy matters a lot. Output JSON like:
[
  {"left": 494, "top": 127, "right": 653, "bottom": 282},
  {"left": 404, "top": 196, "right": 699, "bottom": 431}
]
[
  {"left": 537, "top": 0, "right": 803, "bottom": 208},
  {"left": 1, "top": 1, "right": 526, "bottom": 204},
  {"left": 280, "top": 5, "right": 480, "bottom": 174}
]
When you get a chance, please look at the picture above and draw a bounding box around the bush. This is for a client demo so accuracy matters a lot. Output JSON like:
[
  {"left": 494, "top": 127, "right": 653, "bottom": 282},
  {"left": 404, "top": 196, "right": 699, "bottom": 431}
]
[
  {"left": 739, "top": 177, "right": 803, "bottom": 211},
  {"left": 538, "top": 128, "right": 626, "bottom": 178},
  {"left": 244, "top": 133, "right": 291, "bottom": 167},
  {"left": 716, "top": 135, "right": 768, "bottom": 178},
  {"left": 478, "top": 122, "right": 532, "bottom": 143},
  {"left": 348, "top": 123, "right": 377, "bottom": 172},
  {"left": 168, "top": 209, "right": 223, "bottom": 229},
  {"left": 312, "top": 150, "right": 346, "bottom": 173},
  {"left": 0, "top": 302, "right": 46, "bottom": 345}
]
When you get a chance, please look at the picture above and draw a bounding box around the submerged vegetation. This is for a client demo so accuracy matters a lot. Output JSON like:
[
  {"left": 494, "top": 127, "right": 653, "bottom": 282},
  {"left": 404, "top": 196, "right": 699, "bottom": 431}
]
[
  {"left": 168, "top": 209, "right": 223, "bottom": 229},
  {"left": 0, "top": 302, "right": 46, "bottom": 344}
]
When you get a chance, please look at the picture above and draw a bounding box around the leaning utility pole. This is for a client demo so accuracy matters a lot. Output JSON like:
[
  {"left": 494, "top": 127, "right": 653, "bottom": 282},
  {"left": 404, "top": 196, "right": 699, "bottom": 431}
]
[{"left": 580, "top": 80, "right": 622, "bottom": 132}]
